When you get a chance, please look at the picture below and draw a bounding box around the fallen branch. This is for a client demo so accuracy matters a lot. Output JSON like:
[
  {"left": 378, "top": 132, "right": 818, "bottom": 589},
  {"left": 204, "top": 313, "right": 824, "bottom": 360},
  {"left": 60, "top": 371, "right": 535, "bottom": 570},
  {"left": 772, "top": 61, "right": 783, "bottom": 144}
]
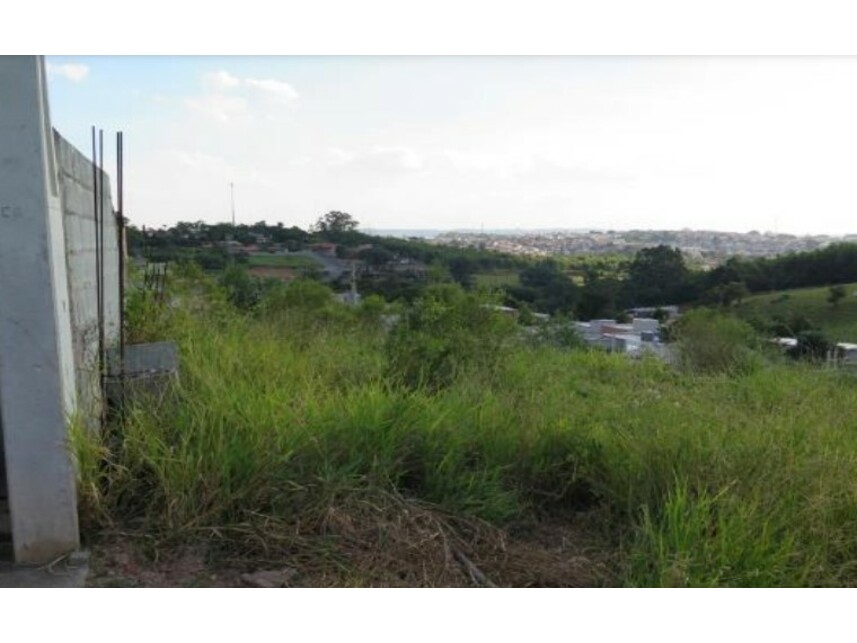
[{"left": 453, "top": 549, "right": 497, "bottom": 588}]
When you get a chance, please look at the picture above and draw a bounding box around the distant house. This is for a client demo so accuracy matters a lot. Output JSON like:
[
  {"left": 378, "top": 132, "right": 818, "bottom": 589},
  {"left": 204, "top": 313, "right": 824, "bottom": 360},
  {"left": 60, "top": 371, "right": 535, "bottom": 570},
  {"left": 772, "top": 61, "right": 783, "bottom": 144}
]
[
  {"left": 222, "top": 239, "right": 243, "bottom": 255},
  {"left": 484, "top": 304, "right": 519, "bottom": 319},
  {"left": 335, "top": 291, "right": 361, "bottom": 306},
  {"left": 835, "top": 342, "right": 857, "bottom": 365},
  {"left": 390, "top": 258, "right": 428, "bottom": 277},
  {"left": 627, "top": 305, "right": 680, "bottom": 320},
  {"left": 309, "top": 242, "right": 338, "bottom": 257},
  {"left": 770, "top": 337, "right": 798, "bottom": 350},
  {"left": 576, "top": 317, "right": 671, "bottom": 361}
]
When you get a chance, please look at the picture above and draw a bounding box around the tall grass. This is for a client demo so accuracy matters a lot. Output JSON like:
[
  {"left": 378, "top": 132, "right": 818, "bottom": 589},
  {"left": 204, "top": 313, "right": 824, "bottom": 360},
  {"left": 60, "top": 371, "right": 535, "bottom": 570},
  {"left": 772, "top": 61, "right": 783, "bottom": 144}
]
[{"left": 74, "top": 274, "right": 857, "bottom": 586}]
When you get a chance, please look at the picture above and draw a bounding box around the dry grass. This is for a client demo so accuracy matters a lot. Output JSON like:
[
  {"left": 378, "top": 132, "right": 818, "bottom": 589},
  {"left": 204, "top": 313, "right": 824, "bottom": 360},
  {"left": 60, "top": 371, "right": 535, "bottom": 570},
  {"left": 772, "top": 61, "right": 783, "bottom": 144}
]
[{"left": 86, "top": 489, "right": 610, "bottom": 587}]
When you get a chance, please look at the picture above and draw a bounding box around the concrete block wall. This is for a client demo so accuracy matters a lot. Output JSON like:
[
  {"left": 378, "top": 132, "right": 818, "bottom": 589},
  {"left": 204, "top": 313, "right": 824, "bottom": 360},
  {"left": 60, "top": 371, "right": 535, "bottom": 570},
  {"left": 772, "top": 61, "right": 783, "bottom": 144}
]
[{"left": 54, "top": 131, "right": 121, "bottom": 424}]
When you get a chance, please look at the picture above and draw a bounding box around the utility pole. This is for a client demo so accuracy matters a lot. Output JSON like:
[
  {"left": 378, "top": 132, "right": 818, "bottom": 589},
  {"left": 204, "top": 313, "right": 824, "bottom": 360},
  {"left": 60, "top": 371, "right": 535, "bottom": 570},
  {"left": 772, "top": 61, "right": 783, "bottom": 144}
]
[{"left": 230, "top": 182, "right": 236, "bottom": 227}]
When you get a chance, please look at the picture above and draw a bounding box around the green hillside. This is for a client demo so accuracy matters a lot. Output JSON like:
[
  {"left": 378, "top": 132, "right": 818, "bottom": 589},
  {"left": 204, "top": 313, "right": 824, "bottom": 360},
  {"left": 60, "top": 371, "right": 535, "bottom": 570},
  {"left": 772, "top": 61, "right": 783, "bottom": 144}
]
[{"left": 735, "top": 282, "right": 857, "bottom": 342}]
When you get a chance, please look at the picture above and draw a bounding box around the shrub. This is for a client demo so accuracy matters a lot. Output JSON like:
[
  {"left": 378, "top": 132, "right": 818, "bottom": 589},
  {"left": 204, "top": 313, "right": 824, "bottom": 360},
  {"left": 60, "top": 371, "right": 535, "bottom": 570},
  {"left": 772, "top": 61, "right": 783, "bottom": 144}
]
[
  {"left": 765, "top": 313, "right": 815, "bottom": 338},
  {"left": 788, "top": 329, "right": 833, "bottom": 362},
  {"left": 219, "top": 263, "right": 261, "bottom": 310},
  {"left": 828, "top": 285, "right": 847, "bottom": 307},
  {"left": 527, "top": 315, "right": 587, "bottom": 350},
  {"left": 673, "top": 309, "right": 761, "bottom": 375},
  {"left": 386, "top": 284, "right": 517, "bottom": 390},
  {"left": 259, "top": 278, "right": 333, "bottom": 315}
]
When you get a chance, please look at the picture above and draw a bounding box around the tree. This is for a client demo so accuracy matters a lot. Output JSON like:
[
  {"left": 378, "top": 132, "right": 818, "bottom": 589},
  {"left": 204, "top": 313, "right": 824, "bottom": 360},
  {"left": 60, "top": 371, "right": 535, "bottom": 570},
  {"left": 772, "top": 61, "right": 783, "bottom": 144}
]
[
  {"left": 513, "top": 259, "right": 578, "bottom": 314},
  {"left": 448, "top": 256, "right": 478, "bottom": 288},
  {"left": 721, "top": 281, "right": 750, "bottom": 307},
  {"left": 626, "top": 245, "right": 691, "bottom": 306},
  {"left": 702, "top": 281, "right": 750, "bottom": 308},
  {"left": 358, "top": 245, "right": 395, "bottom": 267},
  {"left": 789, "top": 330, "right": 832, "bottom": 362},
  {"left": 652, "top": 307, "right": 670, "bottom": 324},
  {"left": 828, "top": 284, "right": 846, "bottom": 308},
  {"left": 312, "top": 211, "right": 359, "bottom": 236}
]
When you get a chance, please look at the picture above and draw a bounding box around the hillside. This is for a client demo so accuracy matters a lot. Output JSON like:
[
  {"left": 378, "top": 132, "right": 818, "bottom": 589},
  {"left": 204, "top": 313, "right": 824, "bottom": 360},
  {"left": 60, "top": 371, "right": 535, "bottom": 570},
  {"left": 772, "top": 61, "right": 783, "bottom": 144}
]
[{"left": 734, "top": 282, "right": 857, "bottom": 342}]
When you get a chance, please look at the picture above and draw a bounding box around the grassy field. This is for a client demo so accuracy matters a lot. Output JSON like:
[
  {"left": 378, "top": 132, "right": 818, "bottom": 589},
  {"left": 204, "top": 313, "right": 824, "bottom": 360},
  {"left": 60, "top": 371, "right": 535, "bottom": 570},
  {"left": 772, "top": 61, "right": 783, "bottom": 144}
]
[
  {"left": 735, "top": 281, "right": 857, "bottom": 341},
  {"left": 474, "top": 270, "right": 520, "bottom": 288},
  {"left": 75, "top": 275, "right": 857, "bottom": 586},
  {"left": 246, "top": 253, "right": 321, "bottom": 269}
]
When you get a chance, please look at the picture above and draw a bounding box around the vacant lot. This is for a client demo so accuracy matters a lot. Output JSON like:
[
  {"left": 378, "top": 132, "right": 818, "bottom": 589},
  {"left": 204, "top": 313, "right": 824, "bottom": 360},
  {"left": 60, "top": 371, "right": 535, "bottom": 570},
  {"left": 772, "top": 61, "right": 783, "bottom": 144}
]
[{"left": 76, "top": 276, "right": 857, "bottom": 587}]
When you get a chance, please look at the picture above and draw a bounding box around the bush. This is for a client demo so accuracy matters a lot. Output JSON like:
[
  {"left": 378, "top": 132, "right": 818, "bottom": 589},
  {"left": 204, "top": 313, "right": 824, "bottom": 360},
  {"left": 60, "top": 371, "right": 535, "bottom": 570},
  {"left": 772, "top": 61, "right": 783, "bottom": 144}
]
[
  {"left": 219, "top": 263, "right": 261, "bottom": 310},
  {"left": 386, "top": 284, "right": 518, "bottom": 390},
  {"left": 259, "top": 278, "right": 333, "bottom": 315},
  {"left": 788, "top": 330, "right": 833, "bottom": 362},
  {"left": 767, "top": 313, "right": 815, "bottom": 338},
  {"left": 673, "top": 309, "right": 761, "bottom": 375},
  {"left": 527, "top": 315, "right": 587, "bottom": 350}
]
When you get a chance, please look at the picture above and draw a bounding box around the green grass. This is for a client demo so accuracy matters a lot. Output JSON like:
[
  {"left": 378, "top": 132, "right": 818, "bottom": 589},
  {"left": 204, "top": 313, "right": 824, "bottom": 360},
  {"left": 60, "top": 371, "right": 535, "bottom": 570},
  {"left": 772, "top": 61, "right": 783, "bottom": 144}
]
[
  {"left": 474, "top": 271, "right": 520, "bottom": 288},
  {"left": 73, "top": 276, "right": 857, "bottom": 586},
  {"left": 734, "top": 281, "right": 857, "bottom": 341},
  {"left": 246, "top": 253, "right": 321, "bottom": 269}
]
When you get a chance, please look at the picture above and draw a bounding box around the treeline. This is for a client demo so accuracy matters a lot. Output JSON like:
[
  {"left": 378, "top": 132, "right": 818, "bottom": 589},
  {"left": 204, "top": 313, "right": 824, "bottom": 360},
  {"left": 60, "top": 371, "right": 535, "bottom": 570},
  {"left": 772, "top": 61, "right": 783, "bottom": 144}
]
[
  {"left": 503, "top": 245, "right": 691, "bottom": 318},
  {"left": 128, "top": 215, "right": 857, "bottom": 321},
  {"left": 128, "top": 218, "right": 527, "bottom": 273},
  {"left": 701, "top": 243, "right": 857, "bottom": 294}
]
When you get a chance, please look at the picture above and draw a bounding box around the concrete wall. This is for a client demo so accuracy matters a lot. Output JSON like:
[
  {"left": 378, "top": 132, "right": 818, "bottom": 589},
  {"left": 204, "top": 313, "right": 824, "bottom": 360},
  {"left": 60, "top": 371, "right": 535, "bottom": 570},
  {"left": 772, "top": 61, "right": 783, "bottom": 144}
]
[
  {"left": 0, "top": 56, "right": 122, "bottom": 563},
  {"left": 0, "top": 56, "right": 81, "bottom": 563},
  {"left": 55, "top": 131, "right": 121, "bottom": 423}
]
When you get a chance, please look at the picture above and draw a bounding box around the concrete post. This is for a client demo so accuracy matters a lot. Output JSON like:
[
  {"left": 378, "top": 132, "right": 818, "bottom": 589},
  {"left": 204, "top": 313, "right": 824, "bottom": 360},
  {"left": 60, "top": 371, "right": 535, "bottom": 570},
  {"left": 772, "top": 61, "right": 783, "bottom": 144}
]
[{"left": 0, "top": 56, "right": 80, "bottom": 563}]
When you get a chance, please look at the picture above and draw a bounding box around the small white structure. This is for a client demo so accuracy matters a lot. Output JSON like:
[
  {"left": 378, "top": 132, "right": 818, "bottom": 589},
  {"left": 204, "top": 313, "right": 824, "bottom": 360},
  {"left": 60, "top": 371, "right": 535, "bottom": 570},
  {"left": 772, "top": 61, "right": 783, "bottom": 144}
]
[
  {"left": 632, "top": 318, "right": 659, "bottom": 333},
  {"left": 770, "top": 337, "right": 798, "bottom": 350},
  {"left": 336, "top": 291, "right": 362, "bottom": 306},
  {"left": 835, "top": 342, "right": 857, "bottom": 365},
  {"left": 628, "top": 305, "right": 679, "bottom": 320}
]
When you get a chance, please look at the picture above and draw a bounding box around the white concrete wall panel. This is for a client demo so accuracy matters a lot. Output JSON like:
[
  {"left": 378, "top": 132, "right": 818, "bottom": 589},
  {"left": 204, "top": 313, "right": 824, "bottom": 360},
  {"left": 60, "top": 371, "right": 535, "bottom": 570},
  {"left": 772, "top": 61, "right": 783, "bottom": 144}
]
[{"left": 0, "top": 56, "right": 80, "bottom": 563}]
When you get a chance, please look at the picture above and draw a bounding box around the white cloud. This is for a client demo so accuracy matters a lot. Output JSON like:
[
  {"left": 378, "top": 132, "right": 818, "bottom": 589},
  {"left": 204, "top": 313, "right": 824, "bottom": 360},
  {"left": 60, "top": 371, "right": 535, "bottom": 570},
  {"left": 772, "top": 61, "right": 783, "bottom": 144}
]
[
  {"left": 324, "top": 147, "right": 355, "bottom": 166},
  {"left": 202, "top": 70, "right": 241, "bottom": 91},
  {"left": 46, "top": 62, "right": 89, "bottom": 82},
  {"left": 171, "top": 150, "right": 232, "bottom": 174},
  {"left": 326, "top": 146, "right": 423, "bottom": 173},
  {"left": 184, "top": 94, "right": 248, "bottom": 123},
  {"left": 244, "top": 78, "right": 299, "bottom": 103},
  {"left": 186, "top": 71, "right": 299, "bottom": 122},
  {"left": 442, "top": 150, "right": 524, "bottom": 175}
]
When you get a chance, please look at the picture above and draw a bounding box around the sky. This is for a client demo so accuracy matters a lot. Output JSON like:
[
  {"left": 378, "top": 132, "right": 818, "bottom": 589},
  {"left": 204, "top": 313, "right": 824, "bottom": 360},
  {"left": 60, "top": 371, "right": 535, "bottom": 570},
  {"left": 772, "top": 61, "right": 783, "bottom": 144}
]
[{"left": 43, "top": 56, "right": 857, "bottom": 236}]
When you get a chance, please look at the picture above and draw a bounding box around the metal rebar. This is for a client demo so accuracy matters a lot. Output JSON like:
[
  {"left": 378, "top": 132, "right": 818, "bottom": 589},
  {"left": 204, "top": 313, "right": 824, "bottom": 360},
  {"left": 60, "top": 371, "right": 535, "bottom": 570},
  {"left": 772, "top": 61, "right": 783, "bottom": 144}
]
[
  {"left": 117, "top": 131, "right": 126, "bottom": 399},
  {"left": 98, "top": 129, "right": 106, "bottom": 428},
  {"left": 92, "top": 126, "right": 103, "bottom": 428}
]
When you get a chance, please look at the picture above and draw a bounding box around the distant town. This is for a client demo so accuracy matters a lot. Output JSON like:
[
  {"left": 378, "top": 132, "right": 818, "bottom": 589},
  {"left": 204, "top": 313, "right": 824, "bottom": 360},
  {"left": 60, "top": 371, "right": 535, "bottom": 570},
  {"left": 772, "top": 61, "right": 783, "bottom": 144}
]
[{"left": 426, "top": 228, "right": 857, "bottom": 267}]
